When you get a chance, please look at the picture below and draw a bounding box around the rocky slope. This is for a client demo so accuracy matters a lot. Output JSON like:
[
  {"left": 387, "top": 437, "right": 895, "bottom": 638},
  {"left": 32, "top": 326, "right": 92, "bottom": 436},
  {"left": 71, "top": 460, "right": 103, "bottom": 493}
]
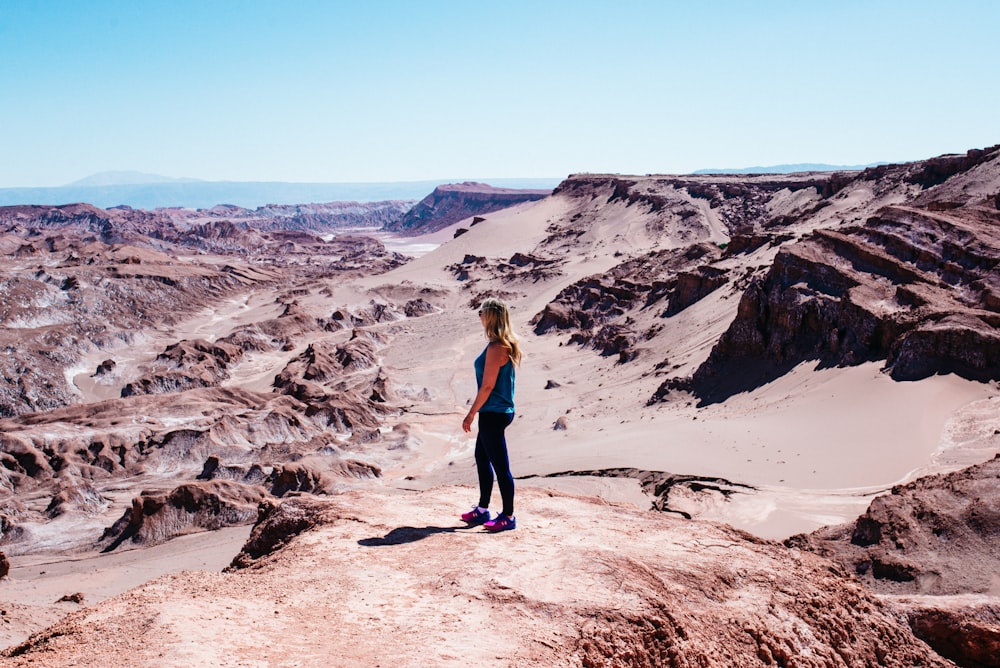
[
  {"left": 491, "top": 147, "right": 1000, "bottom": 405},
  {"left": 786, "top": 454, "right": 1000, "bottom": 668},
  {"left": 159, "top": 199, "right": 415, "bottom": 233},
  {"left": 0, "top": 487, "right": 955, "bottom": 667},
  {"left": 384, "top": 182, "right": 551, "bottom": 235},
  {"left": 786, "top": 454, "right": 1000, "bottom": 597},
  {"left": 652, "top": 147, "right": 1000, "bottom": 403}
]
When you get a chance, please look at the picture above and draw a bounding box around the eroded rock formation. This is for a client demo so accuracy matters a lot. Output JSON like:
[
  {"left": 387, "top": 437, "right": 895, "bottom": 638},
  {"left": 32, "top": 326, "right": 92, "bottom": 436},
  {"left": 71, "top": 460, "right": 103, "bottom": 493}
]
[
  {"left": 786, "top": 454, "right": 1000, "bottom": 596},
  {"left": 0, "top": 202, "right": 409, "bottom": 417},
  {"left": 532, "top": 244, "right": 725, "bottom": 360},
  {"left": 385, "top": 182, "right": 550, "bottom": 235},
  {"left": 785, "top": 454, "right": 1000, "bottom": 668},
  {"left": 642, "top": 145, "right": 1000, "bottom": 403},
  {"left": 100, "top": 480, "right": 267, "bottom": 550},
  {"left": 121, "top": 339, "right": 244, "bottom": 397}
]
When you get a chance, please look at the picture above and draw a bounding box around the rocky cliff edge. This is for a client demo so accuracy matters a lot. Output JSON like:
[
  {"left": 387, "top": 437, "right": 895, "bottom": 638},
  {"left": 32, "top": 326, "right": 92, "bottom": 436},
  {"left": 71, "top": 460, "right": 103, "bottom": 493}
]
[{"left": 2, "top": 486, "right": 953, "bottom": 667}]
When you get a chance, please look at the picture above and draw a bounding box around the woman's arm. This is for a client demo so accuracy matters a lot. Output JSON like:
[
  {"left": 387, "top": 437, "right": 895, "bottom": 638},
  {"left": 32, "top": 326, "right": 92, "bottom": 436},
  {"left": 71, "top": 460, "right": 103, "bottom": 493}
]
[{"left": 462, "top": 343, "right": 510, "bottom": 432}]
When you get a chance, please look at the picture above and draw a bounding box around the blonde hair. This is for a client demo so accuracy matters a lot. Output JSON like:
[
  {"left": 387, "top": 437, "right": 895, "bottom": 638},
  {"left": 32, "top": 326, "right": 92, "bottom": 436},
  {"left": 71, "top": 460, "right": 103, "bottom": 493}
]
[{"left": 478, "top": 297, "right": 522, "bottom": 366}]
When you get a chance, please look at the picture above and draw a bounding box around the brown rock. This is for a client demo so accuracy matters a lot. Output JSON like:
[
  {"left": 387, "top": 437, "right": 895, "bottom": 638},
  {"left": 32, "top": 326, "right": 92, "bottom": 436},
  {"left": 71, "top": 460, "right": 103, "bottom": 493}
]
[
  {"left": 787, "top": 454, "right": 1000, "bottom": 595},
  {"left": 896, "top": 598, "right": 1000, "bottom": 668},
  {"left": 121, "top": 338, "right": 244, "bottom": 397},
  {"left": 532, "top": 244, "right": 723, "bottom": 359},
  {"left": 663, "top": 265, "right": 729, "bottom": 316},
  {"left": 100, "top": 480, "right": 268, "bottom": 550},
  {"left": 666, "top": 184, "right": 1000, "bottom": 403},
  {"left": 92, "top": 359, "right": 116, "bottom": 377},
  {"left": 4, "top": 488, "right": 954, "bottom": 666},
  {"left": 267, "top": 462, "right": 334, "bottom": 497},
  {"left": 226, "top": 498, "right": 329, "bottom": 570}
]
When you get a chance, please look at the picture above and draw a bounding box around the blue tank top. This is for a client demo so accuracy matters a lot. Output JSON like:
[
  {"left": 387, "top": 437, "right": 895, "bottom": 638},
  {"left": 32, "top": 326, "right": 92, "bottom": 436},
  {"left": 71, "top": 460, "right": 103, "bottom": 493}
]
[{"left": 474, "top": 345, "right": 515, "bottom": 414}]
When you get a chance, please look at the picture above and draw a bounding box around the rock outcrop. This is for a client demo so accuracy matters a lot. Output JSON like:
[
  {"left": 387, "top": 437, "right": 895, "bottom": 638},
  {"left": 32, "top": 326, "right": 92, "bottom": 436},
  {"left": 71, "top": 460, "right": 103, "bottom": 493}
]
[
  {"left": 532, "top": 244, "right": 725, "bottom": 360},
  {"left": 448, "top": 250, "right": 564, "bottom": 290},
  {"left": 384, "top": 182, "right": 550, "bottom": 235},
  {"left": 551, "top": 171, "right": 834, "bottom": 238},
  {"left": 271, "top": 331, "right": 392, "bottom": 436},
  {"left": 120, "top": 338, "right": 244, "bottom": 397},
  {"left": 2, "top": 487, "right": 955, "bottom": 666},
  {"left": 786, "top": 453, "right": 1000, "bottom": 596},
  {"left": 99, "top": 480, "right": 267, "bottom": 550},
  {"left": 649, "top": 145, "right": 1000, "bottom": 403},
  {"left": 894, "top": 597, "right": 1000, "bottom": 668},
  {"left": 786, "top": 454, "right": 1000, "bottom": 668}
]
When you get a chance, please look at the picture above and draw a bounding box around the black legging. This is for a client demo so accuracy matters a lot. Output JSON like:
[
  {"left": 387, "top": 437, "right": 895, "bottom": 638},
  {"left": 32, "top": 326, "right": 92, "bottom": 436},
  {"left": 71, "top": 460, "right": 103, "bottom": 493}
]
[{"left": 475, "top": 411, "right": 515, "bottom": 517}]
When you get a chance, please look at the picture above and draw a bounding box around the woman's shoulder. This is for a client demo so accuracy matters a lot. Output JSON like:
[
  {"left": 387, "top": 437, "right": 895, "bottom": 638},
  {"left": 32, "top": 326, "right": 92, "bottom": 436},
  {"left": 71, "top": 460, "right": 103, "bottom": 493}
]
[{"left": 486, "top": 340, "right": 511, "bottom": 360}]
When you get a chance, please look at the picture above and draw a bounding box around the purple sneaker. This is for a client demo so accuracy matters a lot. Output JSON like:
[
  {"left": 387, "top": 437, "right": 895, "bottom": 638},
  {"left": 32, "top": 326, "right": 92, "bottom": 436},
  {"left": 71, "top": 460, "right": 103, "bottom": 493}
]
[
  {"left": 483, "top": 514, "right": 516, "bottom": 532},
  {"left": 461, "top": 506, "right": 490, "bottom": 525}
]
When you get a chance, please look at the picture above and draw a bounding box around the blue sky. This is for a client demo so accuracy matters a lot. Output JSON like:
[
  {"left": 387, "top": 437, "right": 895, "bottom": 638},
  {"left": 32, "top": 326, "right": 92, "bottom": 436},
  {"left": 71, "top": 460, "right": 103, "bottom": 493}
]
[{"left": 1, "top": 0, "right": 997, "bottom": 187}]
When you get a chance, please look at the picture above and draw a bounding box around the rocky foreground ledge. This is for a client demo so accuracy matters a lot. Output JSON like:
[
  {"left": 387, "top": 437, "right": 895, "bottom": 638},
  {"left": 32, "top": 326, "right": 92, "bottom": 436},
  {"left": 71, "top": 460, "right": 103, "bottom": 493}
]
[{"left": 3, "top": 487, "right": 955, "bottom": 667}]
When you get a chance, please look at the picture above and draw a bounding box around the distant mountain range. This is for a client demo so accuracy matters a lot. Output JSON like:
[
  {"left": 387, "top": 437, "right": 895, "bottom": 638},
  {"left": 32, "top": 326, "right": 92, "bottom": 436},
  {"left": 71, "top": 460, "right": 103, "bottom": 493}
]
[
  {"left": 691, "top": 163, "right": 884, "bottom": 175},
  {"left": 0, "top": 164, "right": 892, "bottom": 208},
  {"left": 0, "top": 172, "right": 563, "bottom": 210},
  {"left": 65, "top": 170, "right": 205, "bottom": 187}
]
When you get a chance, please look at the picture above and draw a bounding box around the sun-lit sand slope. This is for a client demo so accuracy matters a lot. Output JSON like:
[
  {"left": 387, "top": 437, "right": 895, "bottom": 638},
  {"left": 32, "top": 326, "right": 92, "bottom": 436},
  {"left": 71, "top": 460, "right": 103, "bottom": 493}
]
[{"left": 327, "top": 157, "right": 1000, "bottom": 540}]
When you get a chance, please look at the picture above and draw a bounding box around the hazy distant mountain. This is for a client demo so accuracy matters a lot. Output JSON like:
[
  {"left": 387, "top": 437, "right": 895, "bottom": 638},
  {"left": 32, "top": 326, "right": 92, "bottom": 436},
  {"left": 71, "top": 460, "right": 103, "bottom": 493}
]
[
  {"left": 0, "top": 177, "right": 562, "bottom": 210},
  {"left": 692, "top": 163, "right": 884, "bottom": 175},
  {"left": 66, "top": 171, "right": 204, "bottom": 187}
]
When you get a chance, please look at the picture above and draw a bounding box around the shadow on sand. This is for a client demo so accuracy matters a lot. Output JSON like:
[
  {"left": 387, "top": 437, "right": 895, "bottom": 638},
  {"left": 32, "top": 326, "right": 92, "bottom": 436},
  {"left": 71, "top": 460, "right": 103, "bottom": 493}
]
[{"left": 358, "top": 524, "right": 479, "bottom": 547}]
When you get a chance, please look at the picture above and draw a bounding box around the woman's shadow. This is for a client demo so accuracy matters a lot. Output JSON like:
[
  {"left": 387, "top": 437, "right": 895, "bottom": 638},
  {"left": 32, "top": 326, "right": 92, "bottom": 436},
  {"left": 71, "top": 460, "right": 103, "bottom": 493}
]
[{"left": 358, "top": 524, "right": 479, "bottom": 546}]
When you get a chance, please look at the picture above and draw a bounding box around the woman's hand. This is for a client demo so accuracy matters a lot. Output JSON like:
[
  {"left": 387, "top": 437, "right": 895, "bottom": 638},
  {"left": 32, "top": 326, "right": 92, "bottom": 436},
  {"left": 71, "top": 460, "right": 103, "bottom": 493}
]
[{"left": 462, "top": 411, "right": 475, "bottom": 433}]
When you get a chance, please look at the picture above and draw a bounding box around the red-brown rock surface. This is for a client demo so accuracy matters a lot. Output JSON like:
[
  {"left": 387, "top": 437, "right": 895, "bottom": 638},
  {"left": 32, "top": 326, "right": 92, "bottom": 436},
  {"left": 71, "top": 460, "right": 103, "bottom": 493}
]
[
  {"left": 786, "top": 454, "right": 1000, "bottom": 596},
  {"left": 1, "top": 487, "right": 954, "bottom": 667},
  {"left": 787, "top": 454, "right": 1000, "bottom": 668},
  {"left": 893, "top": 596, "right": 1000, "bottom": 668},
  {"left": 99, "top": 480, "right": 267, "bottom": 550}
]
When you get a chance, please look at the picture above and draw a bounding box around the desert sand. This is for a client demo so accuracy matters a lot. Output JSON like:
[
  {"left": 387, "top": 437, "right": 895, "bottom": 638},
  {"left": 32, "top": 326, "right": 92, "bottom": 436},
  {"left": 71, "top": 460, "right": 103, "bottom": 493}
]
[
  {"left": 2, "top": 152, "right": 999, "bottom": 664},
  {"left": 6, "top": 199, "right": 993, "bottom": 633}
]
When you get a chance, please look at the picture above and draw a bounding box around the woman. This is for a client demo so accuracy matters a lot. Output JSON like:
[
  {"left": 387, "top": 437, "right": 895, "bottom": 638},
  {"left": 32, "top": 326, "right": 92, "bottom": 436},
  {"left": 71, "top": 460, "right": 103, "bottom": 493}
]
[{"left": 461, "top": 297, "right": 522, "bottom": 532}]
